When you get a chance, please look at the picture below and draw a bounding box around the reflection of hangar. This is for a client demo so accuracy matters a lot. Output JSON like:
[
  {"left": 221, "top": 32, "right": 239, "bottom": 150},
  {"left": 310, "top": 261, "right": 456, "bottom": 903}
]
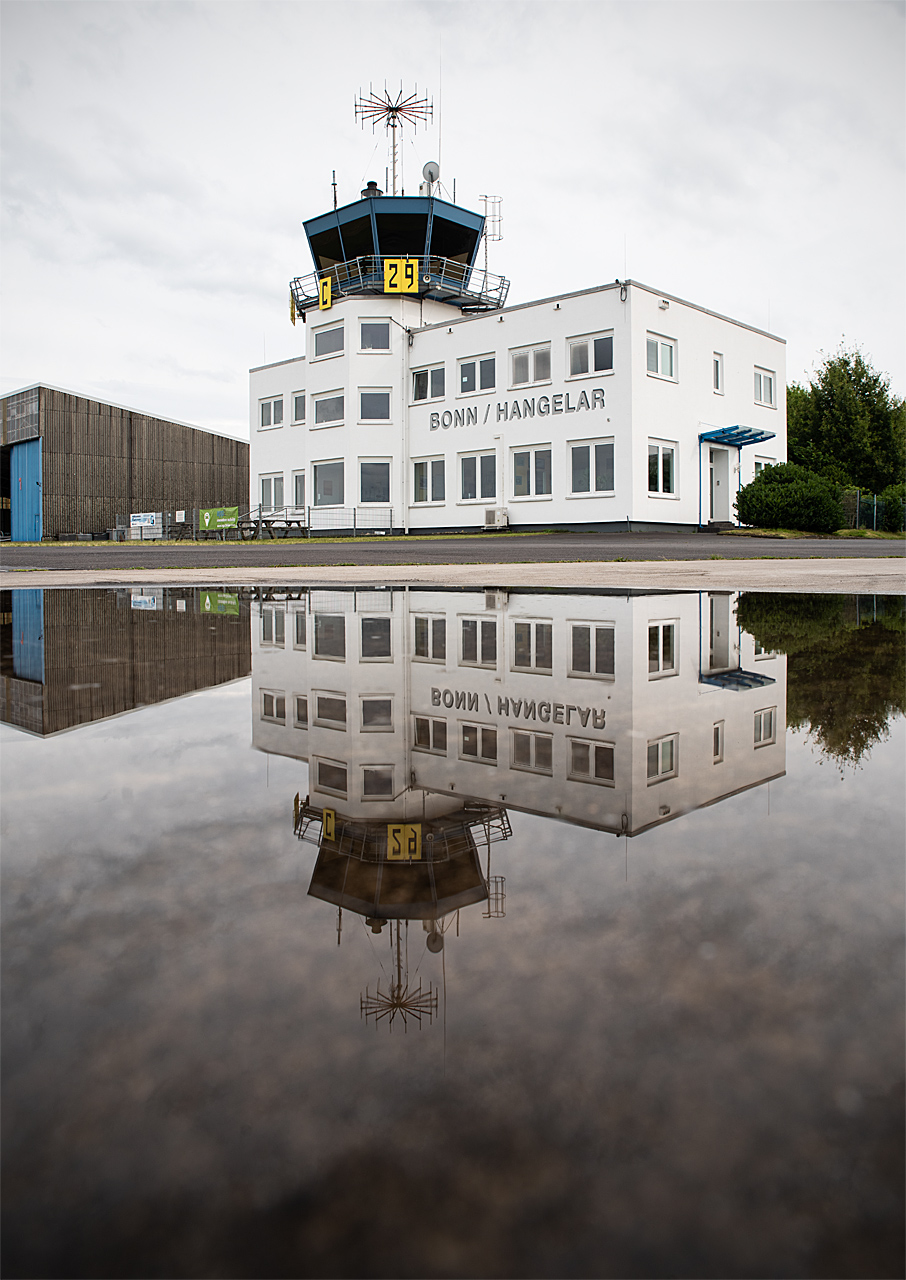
[{"left": 0, "top": 385, "right": 248, "bottom": 541}]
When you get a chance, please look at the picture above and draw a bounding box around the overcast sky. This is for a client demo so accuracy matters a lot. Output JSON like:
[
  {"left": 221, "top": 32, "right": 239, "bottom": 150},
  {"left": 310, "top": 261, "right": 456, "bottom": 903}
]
[{"left": 2, "top": 0, "right": 903, "bottom": 438}]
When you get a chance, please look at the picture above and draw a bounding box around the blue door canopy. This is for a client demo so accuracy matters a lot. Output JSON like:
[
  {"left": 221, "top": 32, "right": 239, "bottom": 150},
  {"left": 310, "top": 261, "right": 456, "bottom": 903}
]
[{"left": 699, "top": 426, "right": 776, "bottom": 448}]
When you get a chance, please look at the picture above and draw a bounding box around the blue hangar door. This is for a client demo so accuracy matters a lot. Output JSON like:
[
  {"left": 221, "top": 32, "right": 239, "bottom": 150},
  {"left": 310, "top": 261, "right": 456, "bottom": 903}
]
[{"left": 11, "top": 438, "right": 42, "bottom": 542}]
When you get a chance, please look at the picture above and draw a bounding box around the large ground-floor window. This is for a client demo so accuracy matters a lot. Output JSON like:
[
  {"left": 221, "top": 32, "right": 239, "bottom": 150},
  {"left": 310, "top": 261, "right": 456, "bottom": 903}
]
[{"left": 314, "top": 461, "right": 344, "bottom": 506}]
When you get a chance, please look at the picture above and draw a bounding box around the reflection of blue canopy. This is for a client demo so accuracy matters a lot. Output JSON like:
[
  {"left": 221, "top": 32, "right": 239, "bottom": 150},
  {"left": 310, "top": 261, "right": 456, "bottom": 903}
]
[
  {"left": 700, "top": 426, "right": 776, "bottom": 448},
  {"left": 700, "top": 669, "right": 776, "bottom": 691}
]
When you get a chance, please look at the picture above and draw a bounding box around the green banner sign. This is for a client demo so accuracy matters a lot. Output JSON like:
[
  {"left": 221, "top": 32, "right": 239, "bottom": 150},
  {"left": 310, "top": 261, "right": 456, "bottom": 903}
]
[
  {"left": 199, "top": 591, "right": 240, "bottom": 616},
  {"left": 199, "top": 506, "right": 238, "bottom": 530}
]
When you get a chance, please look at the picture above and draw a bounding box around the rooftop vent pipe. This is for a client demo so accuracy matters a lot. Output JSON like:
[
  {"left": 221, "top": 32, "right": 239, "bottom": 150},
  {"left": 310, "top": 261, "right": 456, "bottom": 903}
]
[{"left": 360, "top": 181, "right": 383, "bottom": 199}]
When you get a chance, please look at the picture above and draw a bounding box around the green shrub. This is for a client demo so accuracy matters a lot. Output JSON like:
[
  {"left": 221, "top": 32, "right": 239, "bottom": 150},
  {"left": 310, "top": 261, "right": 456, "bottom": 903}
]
[
  {"left": 880, "top": 483, "right": 906, "bottom": 533},
  {"left": 735, "top": 463, "right": 844, "bottom": 533}
]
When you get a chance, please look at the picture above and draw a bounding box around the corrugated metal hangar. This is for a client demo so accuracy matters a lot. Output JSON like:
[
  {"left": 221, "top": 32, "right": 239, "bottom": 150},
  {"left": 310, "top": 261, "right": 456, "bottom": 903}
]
[{"left": 0, "top": 384, "right": 249, "bottom": 541}]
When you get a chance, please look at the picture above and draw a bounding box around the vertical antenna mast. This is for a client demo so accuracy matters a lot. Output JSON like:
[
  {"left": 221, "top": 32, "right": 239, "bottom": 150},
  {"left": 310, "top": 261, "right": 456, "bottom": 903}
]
[
  {"left": 355, "top": 84, "right": 433, "bottom": 196},
  {"left": 479, "top": 195, "right": 503, "bottom": 276}
]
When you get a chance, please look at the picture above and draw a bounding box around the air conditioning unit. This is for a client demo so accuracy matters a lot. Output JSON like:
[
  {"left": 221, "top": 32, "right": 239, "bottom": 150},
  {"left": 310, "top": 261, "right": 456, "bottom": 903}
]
[{"left": 484, "top": 507, "right": 508, "bottom": 529}]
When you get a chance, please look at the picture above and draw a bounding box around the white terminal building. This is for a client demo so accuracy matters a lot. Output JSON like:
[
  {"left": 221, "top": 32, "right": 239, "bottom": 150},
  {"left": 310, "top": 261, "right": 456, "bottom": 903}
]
[{"left": 249, "top": 172, "right": 786, "bottom": 533}]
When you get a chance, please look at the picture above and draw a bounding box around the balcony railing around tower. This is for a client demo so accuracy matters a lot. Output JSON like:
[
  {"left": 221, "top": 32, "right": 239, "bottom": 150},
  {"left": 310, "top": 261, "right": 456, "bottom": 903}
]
[{"left": 290, "top": 255, "right": 510, "bottom": 314}]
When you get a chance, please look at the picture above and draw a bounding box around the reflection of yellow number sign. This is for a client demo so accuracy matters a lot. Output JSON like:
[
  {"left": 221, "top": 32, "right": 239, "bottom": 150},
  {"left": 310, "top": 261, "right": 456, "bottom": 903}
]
[
  {"left": 319, "top": 277, "right": 332, "bottom": 310},
  {"left": 387, "top": 823, "right": 422, "bottom": 860},
  {"left": 384, "top": 258, "right": 418, "bottom": 293},
  {"left": 323, "top": 809, "right": 336, "bottom": 840}
]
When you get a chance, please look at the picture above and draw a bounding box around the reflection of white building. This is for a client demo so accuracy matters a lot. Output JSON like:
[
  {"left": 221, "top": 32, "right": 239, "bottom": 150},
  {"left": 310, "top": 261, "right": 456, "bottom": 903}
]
[
  {"left": 252, "top": 587, "right": 785, "bottom": 837},
  {"left": 249, "top": 184, "right": 785, "bottom": 534}
]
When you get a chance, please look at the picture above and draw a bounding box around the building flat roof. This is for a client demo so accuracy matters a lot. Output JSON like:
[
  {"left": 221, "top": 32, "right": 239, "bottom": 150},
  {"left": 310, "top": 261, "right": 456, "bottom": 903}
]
[{"left": 0, "top": 383, "right": 248, "bottom": 444}]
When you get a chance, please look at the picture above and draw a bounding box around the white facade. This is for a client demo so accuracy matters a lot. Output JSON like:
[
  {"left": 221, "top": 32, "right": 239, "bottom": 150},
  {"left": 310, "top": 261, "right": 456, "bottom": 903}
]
[
  {"left": 249, "top": 280, "right": 786, "bottom": 532},
  {"left": 251, "top": 587, "right": 786, "bottom": 838}
]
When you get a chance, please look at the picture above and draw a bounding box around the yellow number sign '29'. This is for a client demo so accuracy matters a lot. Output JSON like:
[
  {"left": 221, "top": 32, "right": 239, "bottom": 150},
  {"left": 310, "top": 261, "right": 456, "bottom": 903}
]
[
  {"left": 384, "top": 259, "right": 418, "bottom": 294},
  {"left": 387, "top": 823, "right": 422, "bottom": 860}
]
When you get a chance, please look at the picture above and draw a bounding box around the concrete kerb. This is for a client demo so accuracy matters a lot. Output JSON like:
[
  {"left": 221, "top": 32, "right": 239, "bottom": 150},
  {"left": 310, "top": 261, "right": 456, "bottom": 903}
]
[{"left": 2, "top": 559, "right": 904, "bottom": 594}]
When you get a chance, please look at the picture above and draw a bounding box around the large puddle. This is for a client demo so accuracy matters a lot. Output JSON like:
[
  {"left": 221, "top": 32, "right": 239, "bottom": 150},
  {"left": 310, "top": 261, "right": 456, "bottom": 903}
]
[{"left": 2, "top": 586, "right": 904, "bottom": 1279}]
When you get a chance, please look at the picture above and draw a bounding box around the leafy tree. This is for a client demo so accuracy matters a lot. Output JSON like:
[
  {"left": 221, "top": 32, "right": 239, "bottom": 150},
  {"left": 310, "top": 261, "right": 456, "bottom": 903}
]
[
  {"left": 735, "top": 462, "right": 843, "bottom": 532},
  {"left": 787, "top": 347, "right": 905, "bottom": 493},
  {"left": 735, "top": 593, "right": 905, "bottom": 764}
]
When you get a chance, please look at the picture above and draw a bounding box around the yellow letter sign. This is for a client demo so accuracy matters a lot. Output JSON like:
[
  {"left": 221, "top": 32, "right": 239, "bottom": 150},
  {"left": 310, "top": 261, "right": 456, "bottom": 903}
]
[
  {"left": 323, "top": 809, "right": 336, "bottom": 841},
  {"left": 384, "top": 258, "right": 418, "bottom": 294},
  {"left": 319, "top": 276, "right": 332, "bottom": 310}
]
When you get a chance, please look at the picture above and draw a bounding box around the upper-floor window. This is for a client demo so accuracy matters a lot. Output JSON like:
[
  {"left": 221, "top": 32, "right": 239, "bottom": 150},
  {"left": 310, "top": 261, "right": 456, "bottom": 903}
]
[
  {"left": 313, "top": 326, "right": 344, "bottom": 358},
  {"left": 713, "top": 354, "right": 723, "bottom": 394},
  {"left": 513, "top": 620, "right": 552, "bottom": 672},
  {"left": 570, "top": 440, "right": 614, "bottom": 495},
  {"left": 361, "top": 697, "right": 393, "bottom": 730},
  {"left": 569, "top": 623, "right": 614, "bottom": 678},
  {"left": 363, "top": 765, "right": 394, "bottom": 798},
  {"left": 261, "top": 690, "right": 286, "bottom": 724},
  {"left": 754, "top": 368, "right": 775, "bottom": 406},
  {"left": 314, "top": 693, "right": 347, "bottom": 730},
  {"left": 316, "top": 758, "right": 347, "bottom": 797},
  {"left": 461, "top": 723, "right": 497, "bottom": 764},
  {"left": 568, "top": 334, "right": 613, "bottom": 377},
  {"left": 754, "top": 707, "right": 776, "bottom": 746},
  {"left": 647, "top": 734, "right": 678, "bottom": 782},
  {"left": 513, "top": 730, "right": 553, "bottom": 775},
  {"left": 568, "top": 739, "right": 614, "bottom": 785},
  {"left": 314, "top": 393, "right": 344, "bottom": 426},
  {"left": 512, "top": 447, "right": 551, "bottom": 498},
  {"left": 461, "top": 453, "right": 496, "bottom": 501},
  {"left": 294, "top": 695, "right": 308, "bottom": 728},
  {"left": 461, "top": 618, "right": 497, "bottom": 667},
  {"left": 459, "top": 356, "right": 495, "bottom": 394},
  {"left": 414, "top": 366, "right": 445, "bottom": 401},
  {"left": 259, "top": 398, "right": 283, "bottom": 429},
  {"left": 292, "top": 393, "right": 305, "bottom": 424},
  {"left": 511, "top": 345, "right": 551, "bottom": 387},
  {"left": 360, "top": 390, "right": 391, "bottom": 421},
  {"left": 646, "top": 334, "right": 676, "bottom": 380},
  {"left": 414, "top": 615, "right": 446, "bottom": 661},
  {"left": 361, "top": 321, "right": 390, "bottom": 350},
  {"left": 648, "top": 441, "right": 675, "bottom": 495},
  {"left": 648, "top": 621, "right": 677, "bottom": 676},
  {"left": 413, "top": 716, "right": 447, "bottom": 754},
  {"left": 413, "top": 458, "right": 445, "bottom": 503},
  {"left": 713, "top": 721, "right": 724, "bottom": 763}
]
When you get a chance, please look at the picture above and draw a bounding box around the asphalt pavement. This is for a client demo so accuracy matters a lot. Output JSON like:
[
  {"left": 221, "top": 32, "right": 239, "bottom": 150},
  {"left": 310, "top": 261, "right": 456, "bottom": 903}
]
[{"left": 1, "top": 530, "right": 902, "bottom": 572}]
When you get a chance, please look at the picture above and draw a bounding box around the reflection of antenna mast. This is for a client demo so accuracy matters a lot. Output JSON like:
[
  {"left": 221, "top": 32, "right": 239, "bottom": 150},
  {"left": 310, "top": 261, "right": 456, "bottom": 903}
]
[
  {"left": 361, "top": 920, "right": 438, "bottom": 1031},
  {"left": 355, "top": 84, "right": 433, "bottom": 196},
  {"left": 479, "top": 194, "right": 503, "bottom": 277}
]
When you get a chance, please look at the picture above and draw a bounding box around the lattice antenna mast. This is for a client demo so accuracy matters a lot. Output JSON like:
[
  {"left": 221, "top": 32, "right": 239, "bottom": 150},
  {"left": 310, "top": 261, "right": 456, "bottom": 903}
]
[{"left": 355, "top": 84, "right": 433, "bottom": 196}]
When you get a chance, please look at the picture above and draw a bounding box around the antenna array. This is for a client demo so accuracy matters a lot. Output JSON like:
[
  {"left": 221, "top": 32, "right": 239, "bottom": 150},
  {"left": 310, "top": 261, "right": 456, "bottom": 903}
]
[{"left": 355, "top": 84, "right": 433, "bottom": 197}]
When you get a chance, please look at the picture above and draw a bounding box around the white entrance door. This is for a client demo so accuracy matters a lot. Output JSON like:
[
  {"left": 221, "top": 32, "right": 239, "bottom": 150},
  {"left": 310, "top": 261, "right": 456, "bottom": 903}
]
[{"left": 709, "top": 449, "right": 730, "bottom": 522}]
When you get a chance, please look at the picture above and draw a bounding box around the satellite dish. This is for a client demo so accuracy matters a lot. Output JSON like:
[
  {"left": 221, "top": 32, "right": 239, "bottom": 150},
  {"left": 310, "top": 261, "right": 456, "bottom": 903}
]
[{"left": 422, "top": 160, "right": 440, "bottom": 184}]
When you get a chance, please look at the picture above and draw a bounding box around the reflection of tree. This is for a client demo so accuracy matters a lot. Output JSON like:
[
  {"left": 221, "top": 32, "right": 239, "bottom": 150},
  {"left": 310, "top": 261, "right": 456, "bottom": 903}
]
[{"left": 735, "top": 594, "right": 905, "bottom": 764}]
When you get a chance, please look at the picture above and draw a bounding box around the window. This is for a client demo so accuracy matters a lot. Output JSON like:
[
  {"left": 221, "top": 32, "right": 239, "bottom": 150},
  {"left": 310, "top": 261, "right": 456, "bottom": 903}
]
[
  {"left": 512, "top": 447, "right": 552, "bottom": 498},
  {"left": 261, "top": 690, "right": 286, "bottom": 723},
  {"left": 361, "top": 698, "right": 392, "bottom": 730},
  {"left": 293, "top": 610, "right": 306, "bottom": 649},
  {"left": 648, "top": 622, "right": 677, "bottom": 676},
  {"left": 316, "top": 759, "right": 347, "bottom": 797},
  {"left": 413, "top": 458, "right": 445, "bottom": 503},
  {"left": 754, "top": 368, "right": 775, "bottom": 406},
  {"left": 315, "top": 694, "right": 347, "bottom": 729},
  {"left": 570, "top": 440, "right": 614, "bottom": 494},
  {"left": 259, "top": 398, "right": 283, "bottom": 429},
  {"left": 314, "top": 394, "right": 344, "bottom": 426},
  {"left": 361, "top": 321, "right": 390, "bottom": 350},
  {"left": 646, "top": 334, "right": 676, "bottom": 379},
  {"left": 314, "top": 614, "right": 345, "bottom": 660},
  {"left": 361, "top": 616, "right": 391, "bottom": 659},
  {"left": 512, "top": 730, "right": 553, "bottom": 774},
  {"left": 513, "top": 620, "right": 552, "bottom": 672},
  {"left": 713, "top": 721, "right": 724, "bottom": 763},
  {"left": 360, "top": 390, "right": 390, "bottom": 420},
  {"left": 568, "top": 334, "right": 613, "bottom": 377},
  {"left": 754, "top": 457, "right": 774, "bottom": 475},
  {"left": 360, "top": 461, "right": 390, "bottom": 504},
  {"left": 713, "top": 354, "right": 723, "bottom": 394},
  {"left": 314, "top": 326, "right": 344, "bottom": 358},
  {"left": 313, "top": 461, "right": 344, "bottom": 506},
  {"left": 647, "top": 734, "right": 678, "bottom": 782},
  {"left": 461, "top": 618, "right": 497, "bottom": 667},
  {"left": 568, "top": 739, "right": 614, "bottom": 785},
  {"left": 363, "top": 766, "right": 393, "bottom": 798},
  {"left": 754, "top": 707, "right": 776, "bottom": 746},
  {"left": 413, "top": 716, "right": 447, "bottom": 754},
  {"left": 459, "top": 356, "right": 495, "bottom": 394},
  {"left": 292, "top": 472, "right": 305, "bottom": 509},
  {"left": 260, "top": 605, "right": 285, "bottom": 647},
  {"left": 569, "top": 623, "right": 614, "bottom": 678},
  {"left": 292, "top": 392, "right": 305, "bottom": 423},
  {"left": 414, "top": 615, "right": 446, "bottom": 661},
  {"left": 294, "top": 695, "right": 308, "bottom": 728},
  {"left": 461, "top": 453, "right": 496, "bottom": 501},
  {"left": 461, "top": 723, "right": 497, "bottom": 764},
  {"left": 511, "top": 345, "right": 551, "bottom": 387},
  {"left": 648, "top": 441, "right": 676, "bottom": 495},
  {"left": 260, "top": 474, "right": 284, "bottom": 511},
  {"left": 413, "top": 366, "right": 445, "bottom": 401}
]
